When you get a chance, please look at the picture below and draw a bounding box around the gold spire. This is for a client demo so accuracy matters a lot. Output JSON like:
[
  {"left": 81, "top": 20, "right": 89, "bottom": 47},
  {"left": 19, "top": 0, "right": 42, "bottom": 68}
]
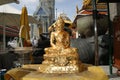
[
  {"left": 57, "top": 16, "right": 65, "bottom": 25},
  {"left": 76, "top": 5, "right": 79, "bottom": 14}
]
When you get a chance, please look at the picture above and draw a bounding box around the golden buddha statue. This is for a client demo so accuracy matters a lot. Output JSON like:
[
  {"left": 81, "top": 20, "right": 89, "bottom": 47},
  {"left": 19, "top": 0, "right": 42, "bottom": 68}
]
[
  {"left": 38, "top": 16, "right": 81, "bottom": 73},
  {"left": 47, "top": 17, "right": 70, "bottom": 49}
]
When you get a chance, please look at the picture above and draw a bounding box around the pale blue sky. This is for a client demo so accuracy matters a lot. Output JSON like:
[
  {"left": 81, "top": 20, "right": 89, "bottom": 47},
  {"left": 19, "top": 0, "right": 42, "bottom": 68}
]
[
  {"left": 55, "top": 0, "right": 83, "bottom": 21},
  {"left": 8, "top": 0, "right": 83, "bottom": 21}
]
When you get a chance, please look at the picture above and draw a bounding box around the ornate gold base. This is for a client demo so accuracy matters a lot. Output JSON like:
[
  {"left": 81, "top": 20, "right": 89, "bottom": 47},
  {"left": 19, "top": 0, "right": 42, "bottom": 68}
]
[
  {"left": 38, "top": 64, "right": 80, "bottom": 73},
  {"left": 42, "top": 47, "right": 81, "bottom": 73},
  {"left": 5, "top": 65, "right": 109, "bottom": 80}
]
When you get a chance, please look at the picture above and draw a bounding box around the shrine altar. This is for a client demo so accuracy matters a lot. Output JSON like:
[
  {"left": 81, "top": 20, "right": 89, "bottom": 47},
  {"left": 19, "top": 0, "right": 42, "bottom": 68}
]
[{"left": 4, "top": 64, "right": 108, "bottom": 80}]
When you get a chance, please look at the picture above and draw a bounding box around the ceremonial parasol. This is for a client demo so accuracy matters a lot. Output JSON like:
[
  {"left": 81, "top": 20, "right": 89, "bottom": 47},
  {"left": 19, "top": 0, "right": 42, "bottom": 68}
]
[
  {"left": 0, "top": 5, "right": 38, "bottom": 51},
  {"left": 19, "top": 6, "right": 31, "bottom": 47}
]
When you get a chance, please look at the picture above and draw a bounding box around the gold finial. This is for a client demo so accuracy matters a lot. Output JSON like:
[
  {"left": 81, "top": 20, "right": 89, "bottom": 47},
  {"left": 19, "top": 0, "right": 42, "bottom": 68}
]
[{"left": 76, "top": 5, "right": 79, "bottom": 14}]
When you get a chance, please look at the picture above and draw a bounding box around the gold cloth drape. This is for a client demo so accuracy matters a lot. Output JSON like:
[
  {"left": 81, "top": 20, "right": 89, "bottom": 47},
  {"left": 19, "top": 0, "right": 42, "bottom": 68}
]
[{"left": 4, "top": 64, "right": 108, "bottom": 80}]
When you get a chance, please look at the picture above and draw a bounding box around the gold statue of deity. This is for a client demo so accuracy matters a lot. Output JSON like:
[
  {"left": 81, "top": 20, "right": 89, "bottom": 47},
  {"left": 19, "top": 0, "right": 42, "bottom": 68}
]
[{"left": 38, "top": 16, "right": 82, "bottom": 73}]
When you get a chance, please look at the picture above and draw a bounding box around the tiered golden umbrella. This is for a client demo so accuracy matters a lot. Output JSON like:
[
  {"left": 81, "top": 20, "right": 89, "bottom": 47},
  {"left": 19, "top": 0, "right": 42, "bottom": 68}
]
[{"left": 19, "top": 6, "right": 31, "bottom": 47}]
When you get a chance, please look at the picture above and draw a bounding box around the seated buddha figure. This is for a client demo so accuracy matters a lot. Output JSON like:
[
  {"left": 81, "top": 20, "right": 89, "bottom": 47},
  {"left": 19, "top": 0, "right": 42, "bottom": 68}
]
[
  {"left": 45, "top": 16, "right": 77, "bottom": 54},
  {"left": 43, "top": 16, "right": 79, "bottom": 67},
  {"left": 50, "top": 17, "right": 70, "bottom": 50}
]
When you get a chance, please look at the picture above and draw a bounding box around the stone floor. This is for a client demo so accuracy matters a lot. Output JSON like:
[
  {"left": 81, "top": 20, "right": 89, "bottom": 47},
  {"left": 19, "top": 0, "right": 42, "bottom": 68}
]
[{"left": 101, "top": 66, "right": 120, "bottom": 80}]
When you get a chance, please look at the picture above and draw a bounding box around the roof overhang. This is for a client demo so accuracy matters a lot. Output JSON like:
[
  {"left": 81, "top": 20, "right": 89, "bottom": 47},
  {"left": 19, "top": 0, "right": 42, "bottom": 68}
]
[
  {"left": 0, "top": 0, "right": 19, "bottom": 5},
  {"left": 79, "top": 10, "right": 107, "bottom": 15}
]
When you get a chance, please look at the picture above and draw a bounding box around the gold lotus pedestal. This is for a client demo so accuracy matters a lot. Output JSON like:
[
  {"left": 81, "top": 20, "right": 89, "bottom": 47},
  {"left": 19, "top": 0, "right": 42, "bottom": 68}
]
[{"left": 39, "top": 47, "right": 80, "bottom": 73}]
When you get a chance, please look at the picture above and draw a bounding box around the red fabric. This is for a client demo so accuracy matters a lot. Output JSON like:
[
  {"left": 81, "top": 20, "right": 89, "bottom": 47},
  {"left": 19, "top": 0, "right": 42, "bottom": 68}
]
[{"left": 113, "top": 16, "right": 120, "bottom": 69}]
